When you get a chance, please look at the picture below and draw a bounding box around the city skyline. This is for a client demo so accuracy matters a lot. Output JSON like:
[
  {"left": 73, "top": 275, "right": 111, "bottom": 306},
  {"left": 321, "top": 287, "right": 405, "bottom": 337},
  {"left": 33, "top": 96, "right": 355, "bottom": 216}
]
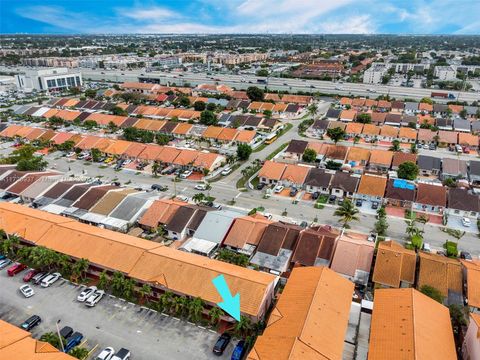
[{"left": 1, "top": 0, "right": 479, "bottom": 35}]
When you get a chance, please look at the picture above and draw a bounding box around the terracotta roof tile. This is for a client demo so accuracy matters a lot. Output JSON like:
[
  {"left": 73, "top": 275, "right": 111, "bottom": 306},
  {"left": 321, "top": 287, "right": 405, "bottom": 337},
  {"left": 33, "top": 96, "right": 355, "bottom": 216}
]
[
  {"left": 373, "top": 240, "right": 416, "bottom": 287},
  {"left": 357, "top": 174, "right": 387, "bottom": 197},
  {"left": 259, "top": 161, "right": 286, "bottom": 181},
  {"left": 417, "top": 252, "right": 462, "bottom": 296}
]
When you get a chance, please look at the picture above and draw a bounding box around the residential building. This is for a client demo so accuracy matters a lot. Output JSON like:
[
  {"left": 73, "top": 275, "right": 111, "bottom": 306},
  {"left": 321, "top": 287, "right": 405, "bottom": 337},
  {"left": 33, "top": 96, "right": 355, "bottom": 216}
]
[
  {"left": 247, "top": 267, "right": 354, "bottom": 360},
  {"left": 283, "top": 140, "right": 308, "bottom": 161},
  {"left": 355, "top": 174, "right": 387, "bottom": 203},
  {"left": 414, "top": 183, "right": 447, "bottom": 214},
  {"left": 470, "top": 160, "right": 480, "bottom": 184},
  {"left": 280, "top": 164, "right": 310, "bottom": 188},
  {"left": 372, "top": 240, "right": 416, "bottom": 288},
  {"left": 447, "top": 188, "right": 480, "bottom": 218},
  {"left": 222, "top": 215, "right": 271, "bottom": 256},
  {"left": 391, "top": 152, "right": 417, "bottom": 171},
  {"left": 442, "top": 158, "right": 468, "bottom": 180},
  {"left": 368, "top": 149, "right": 393, "bottom": 173},
  {"left": 461, "top": 260, "right": 480, "bottom": 312},
  {"left": 462, "top": 313, "right": 480, "bottom": 360},
  {"left": 384, "top": 179, "right": 416, "bottom": 209},
  {"left": 417, "top": 128, "right": 437, "bottom": 145},
  {"left": 290, "top": 229, "right": 338, "bottom": 267},
  {"left": 417, "top": 155, "right": 441, "bottom": 177},
  {"left": 15, "top": 67, "right": 82, "bottom": 92},
  {"left": 345, "top": 147, "right": 370, "bottom": 174},
  {"left": 258, "top": 161, "right": 286, "bottom": 185},
  {"left": 330, "top": 172, "right": 360, "bottom": 199},
  {"left": 363, "top": 63, "right": 388, "bottom": 84},
  {"left": 339, "top": 109, "right": 356, "bottom": 122},
  {"left": 304, "top": 168, "right": 333, "bottom": 194},
  {"left": 368, "top": 288, "right": 456, "bottom": 360}
]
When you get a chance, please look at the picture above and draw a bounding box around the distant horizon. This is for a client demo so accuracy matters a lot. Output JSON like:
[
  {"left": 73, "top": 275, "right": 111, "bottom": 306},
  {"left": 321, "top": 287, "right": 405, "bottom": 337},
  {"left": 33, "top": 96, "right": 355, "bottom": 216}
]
[
  {"left": 2, "top": 33, "right": 480, "bottom": 37},
  {"left": 1, "top": 0, "right": 479, "bottom": 35}
]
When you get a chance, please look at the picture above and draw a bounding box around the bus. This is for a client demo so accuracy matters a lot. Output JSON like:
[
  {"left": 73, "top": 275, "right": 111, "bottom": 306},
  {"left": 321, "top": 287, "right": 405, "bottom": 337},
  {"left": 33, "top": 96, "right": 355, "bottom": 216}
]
[{"left": 264, "top": 132, "right": 278, "bottom": 145}]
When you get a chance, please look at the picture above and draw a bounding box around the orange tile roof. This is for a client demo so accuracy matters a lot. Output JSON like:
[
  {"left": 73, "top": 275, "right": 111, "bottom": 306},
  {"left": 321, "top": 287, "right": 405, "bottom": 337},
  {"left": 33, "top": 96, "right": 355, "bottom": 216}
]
[
  {"left": 223, "top": 215, "right": 272, "bottom": 249},
  {"left": 365, "top": 99, "right": 378, "bottom": 108},
  {"left": 259, "top": 161, "right": 286, "bottom": 181},
  {"left": 62, "top": 99, "right": 79, "bottom": 108},
  {"left": 461, "top": 260, "right": 480, "bottom": 308},
  {"left": 123, "top": 142, "right": 146, "bottom": 158},
  {"left": 361, "top": 123, "right": 380, "bottom": 136},
  {"left": 340, "top": 109, "right": 357, "bottom": 121},
  {"left": 42, "top": 108, "right": 59, "bottom": 119},
  {"left": 345, "top": 122, "right": 364, "bottom": 134},
  {"left": 418, "top": 102, "right": 433, "bottom": 112},
  {"left": 373, "top": 240, "right": 416, "bottom": 287},
  {"left": 248, "top": 102, "right": 263, "bottom": 110},
  {"left": 448, "top": 104, "right": 464, "bottom": 113},
  {"left": 86, "top": 113, "right": 126, "bottom": 126},
  {"left": 0, "top": 125, "right": 23, "bottom": 137},
  {"left": 92, "top": 138, "right": 114, "bottom": 152},
  {"left": 138, "top": 199, "right": 185, "bottom": 228},
  {"left": 24, "top": 128, "right": 46, "bottom": 141},
  {"left": 55, "top": 109, "right": 82, "bottom": 121},
  {"left": 217, "top": 128, "right": 239, "bottom": 142},
  {"left": 172, "top": 149, "right": 198, "bottom": 166},
  {"left": 357, "top": 174, "right": 387, "bottom": 197},
  {"left": 392, "top": 152, "right": 417, "bottom": 167},
  {"left": 340, "top": 97, "right": 353, "bottom": 105},
  {"left": 133, "top": 119, "right": 154, "bottom": 130},
  {"left": 0, "top": 202, "right": 276, "bottom": 318},
  {"left": 166, "top": 109, "right": 183, "bottom": 118},
  {"left": 351, "top": 98, "right": 366, "bottom": 107},
  {"left": 75, "top": 135, "right": 102, "bottom": 150},
  {"left": 50, "top": 132, "right": 73, "bottom": 145},
  {"left": 138, "top": 144, "right": 164, "bottom": 161},
  {"left": 438, "top": 130, "right": 458, "bottom": 144},
  {"left": 307, "top": 141, "right": 328, "bottom": 155},
  {"left": 260, "top": 103, "right": 274, "bottom": 112},
  {"left": 377, "top": 100, "right": 391, "bottom": 108},
  {"left": 369, "top": 149, "right": 393, "bottom": 166},
  {"left": 235, "top": 130, "right": 256, "bottom": 144},
  {"left": 272, "top": 103, "right": 288, "bottom": 112},
  {"left": 172, "top": 123, "right": 193, "bottom": 135},
  {"left": 155, "top": 108, "right": 173, "bottom": 118},
  {"left": 193, "top": 152, "right": 221, "bottom": 170},
  {"left": 346, "top": 147, "right": 370, "bottom": 162},
  {"left": 380, "top": 125, "right": 399, "bottom": 137},
  {"left": 202, "top": 126, "right": 224, "bottom": 139},
  {"left": 417, "top": 252, "right": 462, "bottom": 297},
  {"left": 0, "top": 319, "right": 75, "bottom": 360},
  {"left": 280, "top": 164, "right": 310, "bottom": 185},
  {"left": 103, "top": 140, "right": 132, "bottom": 155},
  {"left": 248, "top": 267, "right": 354, "bottom": 360},
  {"left": 146, "top": 120, "right": 166, "bottom": 131},
  {"left": 458, "top": 133, "right": 479, "bottom": 147},
  {"left": 417, "top": 114, "right": 435, "bottom": 126},
  {"left": 14, "top": 126, "right": 36, "bottom": 138},
  {"left": 155, "top": 146, "right": 181, "bottom": 164},
  {"left": 368, "top": 288, "right": 456, "bottom": 360},
  {"left": 417, "top": 128, "right": 437, "bottom": 142},
  {"left": 398, "top": 127, "right": 418, "bottom": 140}
]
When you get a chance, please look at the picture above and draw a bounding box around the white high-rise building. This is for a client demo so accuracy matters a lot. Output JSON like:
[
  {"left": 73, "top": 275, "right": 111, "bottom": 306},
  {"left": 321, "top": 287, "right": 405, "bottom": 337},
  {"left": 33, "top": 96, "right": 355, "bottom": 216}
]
[{"left": 15, "top": 68, "right": 82, "bottom": 92}]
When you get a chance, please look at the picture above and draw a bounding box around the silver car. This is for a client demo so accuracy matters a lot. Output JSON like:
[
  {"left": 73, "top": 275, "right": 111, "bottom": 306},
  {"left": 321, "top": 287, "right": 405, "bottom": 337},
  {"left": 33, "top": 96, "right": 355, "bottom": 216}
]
[{"left": 19, "top": 284, "right": 35, "bottom": 298}]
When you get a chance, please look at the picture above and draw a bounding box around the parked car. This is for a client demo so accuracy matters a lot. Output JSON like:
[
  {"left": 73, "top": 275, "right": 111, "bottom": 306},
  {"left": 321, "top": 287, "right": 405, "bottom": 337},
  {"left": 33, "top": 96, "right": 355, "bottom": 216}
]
[
  {"left": 7, "top": 263, "right": 27, "bottom": 277},
  {"left": 41, "top": 272, "right": 61, "bottom": 287},
  {"left": 328, "top": 195, "right": 337, "bottom": 204},
  {"left": 77, "top": 286, "right": 97, "bottom": 302},
  {"left": 0, "top": 258, "right": 12, "bottom": 270},
  {"left": 19, "top": 284, "right": 35, "bottom": 298},
  {"left": 195, "top": 183, "right": 208, "bottom": 191},
  {"left": 65, "top": 332, "right": 83, "bottom": 353},
  {"left": 213, "top": 333, "right": 231, "bottom": 356},
  {"left": 176, "top": 195, "right": 189, "bottom": 202},
  {"left": 221, "top": 167, "right": 232, "bottom": 176},
  {"left": 20, "top": 315, "right": 41, "bottom": 331},
  {"left": 311, "top": 192, "right": 319, "bottom": 200},
  {"left": 151, "top": 184, "right": 168, "bottom": 191},
  {"left": 111, "top": 348, "right": 131, "bottom": 360},
  {"left": 180, "top": 170, "right": 193, "bottom": 179},
  {"left": 231, "top": 340, "right": 247, "bottom": 360},
  {"left": 23, "top": 269, "right": 39, "bottom": 282},
  {"left": 429, "top": 143, "right": 436, "bottom": 150},
  {"left": 371, "top": 201, "right": 379, "bottom": 210},
  {"left": 460, "top": 251, "right": 473, "bottom": 261},
  {"left": 32, "top": 272, "right": 50, "bottom": 285},
  {"left": 462, "top": 217, "right": 471, "bottom": 227},
  {"left": 60, "top": 326, "right": 73, "bottom": 339},
  {"left": 273, "top": 185, "right": 284, "bottom": 193},
  {"left": 289, "top": 187, "right": 298, "bottom": 197},
  {"left": 455, "top": 144, "right": 463, "bottom": 153},
  {"left": 85, "top": 290, "right": 105, "bottom": 307},
  {"left": 96, "top": 347, "right": 115, "bottom": 360}
]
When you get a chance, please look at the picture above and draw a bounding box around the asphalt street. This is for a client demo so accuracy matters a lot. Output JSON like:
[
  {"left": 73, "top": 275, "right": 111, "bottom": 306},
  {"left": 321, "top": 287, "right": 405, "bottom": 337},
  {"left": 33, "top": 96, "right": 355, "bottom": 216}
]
[{"left": 0, "top": 269, "right": 235, "bottom": 360}]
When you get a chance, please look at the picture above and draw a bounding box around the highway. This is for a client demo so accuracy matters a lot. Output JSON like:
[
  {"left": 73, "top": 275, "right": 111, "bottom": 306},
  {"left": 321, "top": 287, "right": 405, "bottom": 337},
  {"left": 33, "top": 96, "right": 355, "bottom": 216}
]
[{"left": 3, "top": 65, "right": 479, "bottom": 103}]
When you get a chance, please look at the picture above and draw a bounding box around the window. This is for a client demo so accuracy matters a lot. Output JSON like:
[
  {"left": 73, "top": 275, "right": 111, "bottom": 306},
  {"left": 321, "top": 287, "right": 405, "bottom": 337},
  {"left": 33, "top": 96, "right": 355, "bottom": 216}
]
[
  {"left": 46, "top": 79, "right": 56, "bottom": 88},
  {"left": 75, "top": 76, "right": 81, "bottom": 86},
  {"left": 57, "top": 78, "right": 66, "bottom": 87},
  {"left": 67, "top": 77, "right": 75, "bottom": 87}
]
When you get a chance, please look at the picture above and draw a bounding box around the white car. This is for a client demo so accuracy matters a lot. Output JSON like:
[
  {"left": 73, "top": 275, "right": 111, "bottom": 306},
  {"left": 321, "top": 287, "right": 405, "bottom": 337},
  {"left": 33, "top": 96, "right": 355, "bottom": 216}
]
[
  {"left": 176, "top": 195, "right": 189, "bottom": 202},
  {"left": 85, "top": 290, "right": 105, "bottom": 307},
  {"left": 180, "top": 170, "right": 193, "bottom": 179},
  {"left": 221, "top": 167, "right": 232, "bottom": 176},
  {"left": 77, "top": 286, "right": 97, "bottom": 302},
  {"left": 40, "top": 272, "right": 61, "bottom": 287},
  {"left": 96, "top": 347, "right": 115, "bottom": 360},
  {"left": 274, "top": 185, "right": 284, "bottom": 193},
  {"left": 462, "top": 217, "right": 471, "bottom": 227},
  {"left": 194, "top": 184, "right": 208, "bottom": 191},
  {"left": 19, "top": 284, "right": 34, "bottom": 298}
]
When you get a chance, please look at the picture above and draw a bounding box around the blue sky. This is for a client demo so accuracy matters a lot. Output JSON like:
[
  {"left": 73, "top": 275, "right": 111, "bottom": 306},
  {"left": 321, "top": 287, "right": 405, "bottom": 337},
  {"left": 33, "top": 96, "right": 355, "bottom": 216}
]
[{"left": 1, "top": 0, "right": 479, "bottom": 35}]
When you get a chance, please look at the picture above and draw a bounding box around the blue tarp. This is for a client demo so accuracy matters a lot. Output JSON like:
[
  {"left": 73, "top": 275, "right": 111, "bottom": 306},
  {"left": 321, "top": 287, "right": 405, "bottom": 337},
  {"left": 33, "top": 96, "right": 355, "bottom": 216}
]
[{"left": 393, "top": 179, "right": 415, "bottom": 190}]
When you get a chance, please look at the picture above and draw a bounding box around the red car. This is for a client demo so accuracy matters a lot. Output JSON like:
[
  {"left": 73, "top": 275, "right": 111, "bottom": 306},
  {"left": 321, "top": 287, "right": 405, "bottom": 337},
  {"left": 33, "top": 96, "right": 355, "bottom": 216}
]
[
  {"left": 23, "top": 269, "right": 39, "bottom": 282},
  {"left": 7, "top": 263, "right": 27, "bottom": 277}
]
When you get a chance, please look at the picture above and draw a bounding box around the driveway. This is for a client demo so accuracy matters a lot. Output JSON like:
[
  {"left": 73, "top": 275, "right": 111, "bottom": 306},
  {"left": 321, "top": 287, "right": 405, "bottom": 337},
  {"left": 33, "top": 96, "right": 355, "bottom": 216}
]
[{"left": 0, "top": 269, "right": 235, "bottom": 360}]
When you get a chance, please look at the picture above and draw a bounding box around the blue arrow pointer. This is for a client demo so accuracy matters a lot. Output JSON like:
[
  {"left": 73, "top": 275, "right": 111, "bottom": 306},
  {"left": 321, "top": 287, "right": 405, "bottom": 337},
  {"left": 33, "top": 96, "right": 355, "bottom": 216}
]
[{"left": 212, "top": 274, "right": 240, "bottom": 321}]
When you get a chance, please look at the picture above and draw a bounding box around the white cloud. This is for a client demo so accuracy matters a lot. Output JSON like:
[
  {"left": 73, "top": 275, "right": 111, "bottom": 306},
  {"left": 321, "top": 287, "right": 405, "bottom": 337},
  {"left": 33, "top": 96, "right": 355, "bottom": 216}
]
[
  {"left": 121, "top": 7, "right": 178, "bottom": 21},
  {"left": 319, "top": 15, "right": 376, "bottom": 34}
]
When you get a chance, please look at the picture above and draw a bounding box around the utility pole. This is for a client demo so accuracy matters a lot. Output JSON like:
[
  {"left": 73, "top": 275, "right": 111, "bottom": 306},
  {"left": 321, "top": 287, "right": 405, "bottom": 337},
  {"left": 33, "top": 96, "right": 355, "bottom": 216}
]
[{"left": 56, "top": 319, "right": 65, "bottom": 352}]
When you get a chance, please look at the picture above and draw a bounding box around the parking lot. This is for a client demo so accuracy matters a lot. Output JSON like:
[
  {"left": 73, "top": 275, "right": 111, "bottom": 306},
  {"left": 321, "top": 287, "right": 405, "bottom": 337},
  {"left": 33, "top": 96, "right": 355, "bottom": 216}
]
[{"left": 0, "top": 269, "right": 235, "bottom": 360}]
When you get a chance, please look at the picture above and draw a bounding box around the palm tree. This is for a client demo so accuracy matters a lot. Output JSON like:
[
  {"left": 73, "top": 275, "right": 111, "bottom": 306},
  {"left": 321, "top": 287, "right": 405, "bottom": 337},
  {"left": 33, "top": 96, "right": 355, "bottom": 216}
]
[
  {"left": 152, "top": 161, "right": 160, "bottom": 177},
  {"left": 188, "top": 297, "right": 205, "bottom": 323},
  {"left": 68, "top": 346, "right": 89, "bottom": 359},
  {"left": 390, "top": 140, "right": 401, "bottom": 152},
  {"left": 121, "top": 278, "right": 136, "bottom": 301},
  {"left": 234, "top": 316, "right": 253, "bottom": 337},
  {"left": 307, "top": 104, "right": 318, "bottom": 119},
  {"left": 138, "top": 284, "right": 152, "bottom": 302},
  {"left": 40, "top": 332, "right": 65, "bottom": 350},
  {"left": 56, "top": 254, "right": 71, "bottom": 276},
  {"left": 17, "top": 246, "right": 32, "bottom": 263},
  {"left": 226, "top": 154, "right": 236, "bottom": 165},
  {"left": 98, "top": 270, "right": 109, "bottom": 290},
  {"left": 0, "top": 234, "right": 19, "bottom": 258},
  {"left": 71, "top": 258, "right": 89, "bottom": 282},
  {"left": 173, "top": 296, "right": 189, "bottom": 317},
  {"left": 192, "top": 193, "right": 206, "bottom": 204},
  {"left": 111, "top": 271, "right": 125, "bottom": 296},
  {"left": 334, "top": 199, "right": 359, "bottom": 229},
  {"left": 208, "top": 307, "right": 224, "bottom": 326},
  {"left": 160, "top": 291, "right": 174, "bottom": 313}
]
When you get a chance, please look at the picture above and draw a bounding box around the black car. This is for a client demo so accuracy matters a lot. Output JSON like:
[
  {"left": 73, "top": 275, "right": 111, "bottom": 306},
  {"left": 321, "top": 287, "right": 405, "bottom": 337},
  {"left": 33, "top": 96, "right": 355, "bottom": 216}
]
[
  {"left": 371, "top": 201, "right": 379, "bottom": 210},
  {"left": 59, "top": 326, "right": 73, "bottom": 339},
  {"left": 328, "top": 195, "right": 337, "bottom": 204},
  {"left": 289, "top": 187, "right": 298, "bottom": 197},
  {"left": 213, "top": 333, "right": 231, "bottom": 356},
  {"left": 256, "top": 182, "right": 266, "bottom": 190},
  {"left": 111, "top": 181, "right": 121, "bottom": 186},
  {"left": 460, "top": 251, "right": 473, "bottom": 261},
  {"left": 20, "top": 315, "right": 41, "bottom": 331},
  {"left": 151, "top": 184, "right": 168, "bottom": 191},
  {"left": 355, "top": 199, "right": 363, "bottom": 207},
  {"left": 311, "top": 192, "right": 320, "bottom": 200}
]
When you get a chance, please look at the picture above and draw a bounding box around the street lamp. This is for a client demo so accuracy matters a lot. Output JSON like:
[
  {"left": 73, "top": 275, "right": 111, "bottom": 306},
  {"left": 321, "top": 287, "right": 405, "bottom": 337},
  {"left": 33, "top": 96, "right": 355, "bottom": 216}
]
[{"left": 55, "top": 319, "right": 65, "bottom": 352}]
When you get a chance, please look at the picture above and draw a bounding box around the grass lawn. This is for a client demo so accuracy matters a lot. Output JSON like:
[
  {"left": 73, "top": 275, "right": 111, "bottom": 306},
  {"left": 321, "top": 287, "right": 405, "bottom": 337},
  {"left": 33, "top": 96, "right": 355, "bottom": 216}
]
[{"left": 266, "top": 142, "right": 289, "bottom": 160}]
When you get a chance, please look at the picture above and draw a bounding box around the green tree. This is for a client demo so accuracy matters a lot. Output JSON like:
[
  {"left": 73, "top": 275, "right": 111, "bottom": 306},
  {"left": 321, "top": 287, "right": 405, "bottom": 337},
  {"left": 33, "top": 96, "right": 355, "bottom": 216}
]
[
  {"left": 206, "top": 102, "right": 216, "bottom": 111},
  {"left": 234, "top": 316, "right": 253, "bottom": 337},
  {"left": 449, "top": 304, "right": 467, "bottom": 336},
  {"left": 156, "top": 134, "right": 171, "bottom": 146},
  {"left": 111, "top": 271, "right": 125, "bottom": 296},
  {"left": 246, "top": 86, "right": 264, "bottom": 101},
  {"left": 410, "top": 143, "right": 418, "bottom": 154},
  {"left": 0, "top": 234, "right": 19, "bottom": 259},
  {"left": 192, "top": 193, "right": 206, "bottom": 205},
  {"left": 390, "top": 140, "right": 401, "bottom": 151},
  {"left": 179, "top": 97, "right": 191, "bottom": 107},
  {"left": 107, "top": 121, "right": 118, "bottom": 133},
  {"left": 420, "top": 285, "right": 444, "bottom": 303},
  {"left": 334, "top": 199, "right": 359, "bottom": 229},
  {"left": 71, "top": 258, "right": 89, "bottom": 281},
  {"left": 84, "top": 89, "right": 97, "bottom": 99},
  {"left": 397, "top": 161, "right": 419, "bottom": 180},
  {"left": 208, "top": 307, "right": 224, "bottom": 326},
  {"left": 302, "top": 148, "right": 317, "bottom": 163},
  {"left": 82, "top": 120, "right": 97, "bottom": 130},
  {"left": 121, "top": 278, "right": 136, "bottom": 301},
  {"left": 326, "top": 127, "right": 346, "bottom": 144},
  {"left": 151, "top": 161, "right": 161, "bottom": 176},
  {"left": 98, "top": 270, "right": 109, "bottom": 290},
  {"left": 263, "top": 109, "right": 272, "bottom": 118},
  {"left": 193, "top": 101, "right": 206, "bottom": 111},
  {"left": 420, "top": 97, "right": 433, "bottom": 105},
  {"left": 374, "top": 217, "right": 389, "bottom": 237},
  {"left": 111, "top": 106, "right": 127, "bottom": 116},
  {"left": 40, "top": 332, "right": 65, "bottom": 350},
  {"left": 199, "top": 110, "right": 217, "bottom": 126},
  {"left": 139, "top": 284, "right": 152, "bottom": 301},
  {"left": 90, "top": 148, "right": 102, "bottom": 162},
  {"left": 57, "top": 140, "right": 75, "bottom": 152},
  {"left": 307, "top": 104, "right": 318, "bottom": 119},
  {"left": 47, "top": 116, "right": 64, "bottom": 129},
  {"left": 256, "top": 69, "right": 269, "bottom": 77},
  {"left": 356, "top": 113, "right": 372, "bottom": 124},
  {"left": 69, "top": 346, "right": 89, "bottom": 359},
  {"left": 188, "top": 297, "right": 205, "bottom": 322},
  {"left": 236, "top": 143, "right": 252, "bottom": 161}
]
